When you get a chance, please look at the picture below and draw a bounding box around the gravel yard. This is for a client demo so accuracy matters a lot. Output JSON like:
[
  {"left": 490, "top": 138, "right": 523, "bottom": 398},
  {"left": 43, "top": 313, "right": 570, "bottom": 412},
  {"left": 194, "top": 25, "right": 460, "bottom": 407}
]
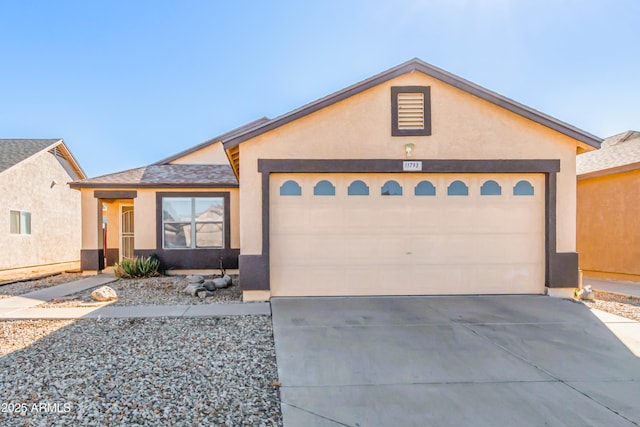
[
  {"left": 0, "top": 273, "right": 83, "bottom": 300},
  {"left": 0, "top": 316, "right": 282, "bottom": 426},
  {"left": 581, "top": 290, "right": 640, "bottom": 322},
  {"left": 38, "top": 276, "right": 242, "bottom": 308}
]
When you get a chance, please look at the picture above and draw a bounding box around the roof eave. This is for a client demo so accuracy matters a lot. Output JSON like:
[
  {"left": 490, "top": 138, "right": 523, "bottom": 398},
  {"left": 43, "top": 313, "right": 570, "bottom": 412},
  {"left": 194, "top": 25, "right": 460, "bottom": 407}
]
[
  {"left": 577, "top": 161, "right": 640, "bottom": 180},
  {"left": 222, "top": 58, "right": 602, "bottom": 150},
  {"left": 69, "top": 182, "right": 239, "bottom": 189}
]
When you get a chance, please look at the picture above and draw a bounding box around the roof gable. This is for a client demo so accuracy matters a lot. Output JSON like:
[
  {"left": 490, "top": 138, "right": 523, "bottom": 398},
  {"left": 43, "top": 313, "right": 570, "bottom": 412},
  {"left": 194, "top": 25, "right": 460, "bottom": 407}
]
[
  {"left": 152, "top": 117, "right": 270, "bottom": 165},
  {"left": 0, "top": 139, "right": 61, "bottom": 173},
  {"left": 0, "top": 139, "right": 86, "bottom": 179},
  {"left": 222, "top": 58, "right": 601, "bottom": 151}
]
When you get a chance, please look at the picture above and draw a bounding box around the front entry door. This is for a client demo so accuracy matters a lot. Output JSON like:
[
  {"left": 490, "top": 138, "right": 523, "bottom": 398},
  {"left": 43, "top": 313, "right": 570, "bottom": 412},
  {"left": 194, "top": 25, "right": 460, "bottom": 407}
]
[{"left": 121, "top": 205, "right": 134, "bottom": 260}]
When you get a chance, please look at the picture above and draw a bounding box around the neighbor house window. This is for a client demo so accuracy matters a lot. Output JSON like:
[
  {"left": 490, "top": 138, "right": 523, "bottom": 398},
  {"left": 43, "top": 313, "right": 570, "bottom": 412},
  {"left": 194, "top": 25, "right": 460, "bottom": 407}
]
[
  {"left": 162, "top": 197, "right": 224, "bottom": 249},
  {"left": 391, "top": 86, "right": 431, "bottom": 136},
  {"left": 10, "top": 210, "right": 31, "bottom": 235}
]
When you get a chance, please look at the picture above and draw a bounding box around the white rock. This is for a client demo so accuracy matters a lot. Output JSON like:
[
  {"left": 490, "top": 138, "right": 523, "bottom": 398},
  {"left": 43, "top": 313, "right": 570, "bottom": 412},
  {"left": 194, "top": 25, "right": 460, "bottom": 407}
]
[{"left": 91, "top": 286, "right": 118, "bottom": 302}]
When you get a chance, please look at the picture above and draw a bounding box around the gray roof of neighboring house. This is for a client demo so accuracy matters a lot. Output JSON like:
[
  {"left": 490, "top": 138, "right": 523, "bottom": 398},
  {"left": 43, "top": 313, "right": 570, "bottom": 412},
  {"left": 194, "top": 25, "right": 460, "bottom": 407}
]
[
  {"left": 221, "top": 58, "right": 602, "bottom": 150},
  {"left": 70, "top": 164, "right": 238, "bottom": 188},
  {"left": 0, "top": 139, "right": 61, "bottom": 173},
  {"left": 576, "top": 130, "right": 640, "bottom": 176}
]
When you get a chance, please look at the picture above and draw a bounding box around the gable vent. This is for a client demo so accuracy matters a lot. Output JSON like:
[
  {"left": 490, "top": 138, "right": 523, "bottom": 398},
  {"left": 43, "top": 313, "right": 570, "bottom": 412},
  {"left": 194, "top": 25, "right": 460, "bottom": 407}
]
[
  {"left": 397, "top": 92, "right": 425, "bottom": 130},
  {"left": 391, "top": 86, "right": 431, "bottom": 136}
]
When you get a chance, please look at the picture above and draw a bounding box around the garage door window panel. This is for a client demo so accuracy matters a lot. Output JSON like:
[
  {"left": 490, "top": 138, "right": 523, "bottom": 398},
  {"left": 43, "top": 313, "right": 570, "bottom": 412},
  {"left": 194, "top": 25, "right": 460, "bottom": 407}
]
[
  {"left": 381, "top": 180, "right": 403, "bottom": 196},
  {"left": 480, "top": 180, "right": 502, "bottom": 196},
  {"left": 348, "top": 180, "right": 369, "bottom": 196},
  {"left": 280, "top": 180, "right": 302, "bottom": 196},
  {"left": 513, "top": 180, "right": 535, "bottom": 196},
  {"left": 447, "top": 180, "right": 469, "bottom": 196},
  {"left": 314, "top": 180, "right": 336, "bottom": 196},
  {"left": 415, "top": 180, "right": 436, "bottom": 196}
]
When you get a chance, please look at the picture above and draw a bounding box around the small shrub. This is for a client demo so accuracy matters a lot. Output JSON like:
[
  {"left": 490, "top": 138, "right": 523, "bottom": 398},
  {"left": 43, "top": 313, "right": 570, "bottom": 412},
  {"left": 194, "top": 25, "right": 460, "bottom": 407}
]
[{"left": 114, "top": 254, "right": 161, "bottom": 278}]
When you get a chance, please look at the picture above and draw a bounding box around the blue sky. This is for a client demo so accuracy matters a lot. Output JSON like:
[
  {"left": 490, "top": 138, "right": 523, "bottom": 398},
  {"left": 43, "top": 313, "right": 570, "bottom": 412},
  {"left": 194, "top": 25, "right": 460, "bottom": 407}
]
[{"left": 1, "top": 0, "right": 638, "bottom": 177}]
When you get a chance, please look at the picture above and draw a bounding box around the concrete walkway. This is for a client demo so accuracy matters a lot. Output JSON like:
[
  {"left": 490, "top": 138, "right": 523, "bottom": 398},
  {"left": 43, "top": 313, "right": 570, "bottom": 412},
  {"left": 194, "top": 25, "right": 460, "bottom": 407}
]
[
  {"left": 584, "top": 276, "right": 640, "bottom": 298},
  {"left": 0, "top": 274, "right": 270, "bottom": 319}
]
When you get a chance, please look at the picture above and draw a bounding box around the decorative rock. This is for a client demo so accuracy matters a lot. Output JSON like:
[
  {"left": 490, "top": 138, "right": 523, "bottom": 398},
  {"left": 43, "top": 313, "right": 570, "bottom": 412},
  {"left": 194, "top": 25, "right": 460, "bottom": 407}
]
[
  {"left": 203, "top": 279, "right": 215, "bottom": 292},
  {"left": 213, "top": 277, "right": 228, "bottom": 289},
  {"left": 223, "top": 275, "right": 232, "bottom": 285},
  {"left": 184, "top": 284, "right": 205, "bottom": 297},
  {"left": 197, "top": 290, "right": 215, "bottom": 298},
  {"left": 187, "top": 275, "right": 204, "bottom": 284},
  {"left": 91, "top": 286, "right": 118, "bottom": 302}
]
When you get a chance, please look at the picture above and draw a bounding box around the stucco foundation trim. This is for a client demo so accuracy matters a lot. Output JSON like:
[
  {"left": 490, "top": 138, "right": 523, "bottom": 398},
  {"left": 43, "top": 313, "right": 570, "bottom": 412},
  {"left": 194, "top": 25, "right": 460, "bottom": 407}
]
[
  {"left": 106, "top": 248, "right": 119, "bottom": 267},
  {"left": 81, "top": 249, "right": 104, "bottom": 271},
  {"left": 549, "top": 252, "right": 579, "bottom": 287},
  {"left": 249, "top": 158, "right": 577, "bottom": 292},
  {"left": 239, "top": 255, "right": 269, "bottom": 291}
]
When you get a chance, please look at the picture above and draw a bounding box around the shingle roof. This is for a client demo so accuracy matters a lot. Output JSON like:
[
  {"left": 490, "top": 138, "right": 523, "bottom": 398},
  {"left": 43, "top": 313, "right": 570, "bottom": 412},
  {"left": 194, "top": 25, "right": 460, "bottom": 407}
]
[
  {"left": 576, "top": 131, "right": 640, "bottom": 176},
  {"left": 70, "top": 164, "right": 238, "bottom": 188},
  {"left": 0, "top": 139, "right": 61, "bottom": 173}
]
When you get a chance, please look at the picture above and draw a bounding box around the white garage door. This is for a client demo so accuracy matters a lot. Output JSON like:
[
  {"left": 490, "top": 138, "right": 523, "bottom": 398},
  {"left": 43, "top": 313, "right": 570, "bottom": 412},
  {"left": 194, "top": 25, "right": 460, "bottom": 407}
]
[{"left": 270, "top": 173, "right": 545, "bottom": 296}]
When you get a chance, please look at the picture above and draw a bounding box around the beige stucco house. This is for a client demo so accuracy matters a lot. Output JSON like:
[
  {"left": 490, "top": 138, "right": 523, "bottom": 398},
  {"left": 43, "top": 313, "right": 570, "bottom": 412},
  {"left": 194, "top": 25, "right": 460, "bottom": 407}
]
[
  {"left": 577, "top": 130, "right": 640, "bottom": 282},
  {"left": 72, "top": 58, "right": 601, "bottom": 300},
  {"left": 0, "top": 139, "right": 86, "bottom": 279}
]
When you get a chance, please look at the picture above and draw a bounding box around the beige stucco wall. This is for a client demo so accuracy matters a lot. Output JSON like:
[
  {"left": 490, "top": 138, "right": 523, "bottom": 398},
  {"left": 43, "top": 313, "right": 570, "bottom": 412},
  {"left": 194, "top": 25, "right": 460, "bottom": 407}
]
[
  {"left": 169, "top": 141, "right": 229, "bottom": 165},
  {"left": 577, "top": 170, "right": 640, "bottom": 282},
  {"left": 79, "top": 187, "right": 240, "bottom": 256},
  {"left": 0, "top": 149, "right": 82, "bottom": 271},
  {"left": 239, "top": 72, "right": 582, "bottom": 256}
]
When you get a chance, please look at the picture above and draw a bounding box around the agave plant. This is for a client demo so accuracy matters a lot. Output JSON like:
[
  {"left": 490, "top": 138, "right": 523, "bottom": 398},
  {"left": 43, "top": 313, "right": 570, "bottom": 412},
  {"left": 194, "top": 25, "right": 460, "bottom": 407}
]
[{"left": 114, "top": 254, "right": 161, "bottom": 278}]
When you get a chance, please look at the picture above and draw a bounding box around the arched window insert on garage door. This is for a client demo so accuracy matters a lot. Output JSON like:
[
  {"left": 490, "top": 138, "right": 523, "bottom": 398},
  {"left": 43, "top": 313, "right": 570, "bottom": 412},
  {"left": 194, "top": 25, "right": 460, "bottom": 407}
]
[
  {"left": 480, "top": 180, "right": 502, "bottom": 196},
  {"left": 414, "top": 180, "right": 436, "bottom": 196},
  {"left": 513, "top": 180, "right": 535, "bottom": 196},
  {"left": 381, "top": 180, "right": 403, "bottom": 196},
  {"left": 348, "top": 180, "right": 369, "bottom": 196},
  {"left": 314, "top": 180, "right": 336, "bottom": 196},
  {"left": 447, "top": 180, "right": 468, "bottom": 196},
  {"left": 280, "top": 180, "right": 302, "bottom": 196}
]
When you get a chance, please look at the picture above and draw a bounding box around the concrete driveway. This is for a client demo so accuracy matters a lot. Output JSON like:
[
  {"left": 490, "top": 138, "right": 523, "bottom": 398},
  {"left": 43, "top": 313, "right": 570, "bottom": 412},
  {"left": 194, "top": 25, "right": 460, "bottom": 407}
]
[{"left": 271, "top": 295, "right": 640, "bottom": 426}]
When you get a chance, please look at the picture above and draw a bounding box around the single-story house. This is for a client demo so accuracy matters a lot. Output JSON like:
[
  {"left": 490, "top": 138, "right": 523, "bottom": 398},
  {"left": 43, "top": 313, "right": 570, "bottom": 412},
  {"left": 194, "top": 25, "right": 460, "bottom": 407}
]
[
  {"left": 71, "top": 58, "right": 601, "bottom": 300},
  {"left": 0, "top": 139, "right": 86, "bottom": 279},
  {"left": 577, "top": 130, "right": 640, "bottom": 282}
]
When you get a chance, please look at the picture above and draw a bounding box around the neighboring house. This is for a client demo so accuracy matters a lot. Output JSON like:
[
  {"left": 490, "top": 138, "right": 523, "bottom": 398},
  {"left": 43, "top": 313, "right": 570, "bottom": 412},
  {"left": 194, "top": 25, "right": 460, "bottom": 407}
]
[
  {"left": 72, "top": 58, "right": 601, "bottom": 300},
  {"left": 577, "top": 130, "right": 640, "bottom": 282},
  {"left": 0, "top": 139, "right": 86, "bottom": 278}
]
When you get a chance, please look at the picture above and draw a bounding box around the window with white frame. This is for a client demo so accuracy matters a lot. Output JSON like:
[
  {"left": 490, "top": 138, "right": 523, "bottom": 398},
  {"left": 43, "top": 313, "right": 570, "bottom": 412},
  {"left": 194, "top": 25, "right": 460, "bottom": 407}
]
[
  {"left": 162, "top": 197, "right": 224, "bottom": 249},
  {"left": 10, "top": 210, "right": 31, "bottom": 235}
]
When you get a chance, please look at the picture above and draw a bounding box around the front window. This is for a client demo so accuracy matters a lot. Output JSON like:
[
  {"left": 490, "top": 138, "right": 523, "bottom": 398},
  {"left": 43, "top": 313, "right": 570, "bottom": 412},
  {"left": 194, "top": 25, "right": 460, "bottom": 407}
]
[
  {"left": 10, "top": 210, "right": 31, "bottom": 235},
  {"left": 162, "top": 197, "right": 223, "bottom": 249}
]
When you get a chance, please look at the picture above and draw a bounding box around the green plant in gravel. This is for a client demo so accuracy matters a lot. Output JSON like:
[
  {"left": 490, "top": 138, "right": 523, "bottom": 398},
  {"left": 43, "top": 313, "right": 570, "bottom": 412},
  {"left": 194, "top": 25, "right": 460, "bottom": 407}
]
[{"left": 114, "top": 254, "right": 161, "bottom": 278}]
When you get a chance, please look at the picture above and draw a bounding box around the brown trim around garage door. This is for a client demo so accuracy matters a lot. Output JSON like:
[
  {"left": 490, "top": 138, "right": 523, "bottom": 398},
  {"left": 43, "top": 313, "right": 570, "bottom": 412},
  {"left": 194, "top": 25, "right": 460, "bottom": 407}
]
[{"left": 240, "top": 158, "right": 578, "bottom": 291}]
